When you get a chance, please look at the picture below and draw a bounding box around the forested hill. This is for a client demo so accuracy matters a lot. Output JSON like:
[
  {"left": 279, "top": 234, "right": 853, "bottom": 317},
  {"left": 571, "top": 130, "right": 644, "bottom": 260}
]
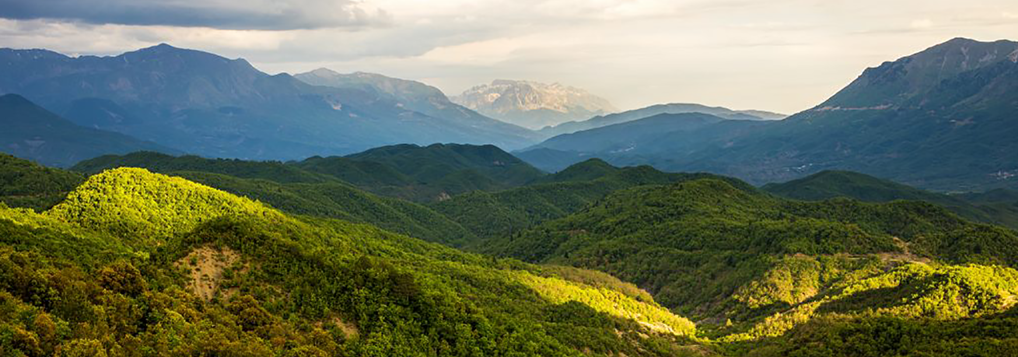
[
  {"left": 70, "top": 151, "right": 475, "bottom": 245},
  {"left": 0, "top": 153, "right": 85, "bottom": 211},
  {"left": 0, "top": 167, "right": 701, "bottom": 356},
  {"left": 4, "top": 151, "right": 1018, "bottom": 355},
  {"left": 304, "top": 143, "right": 546, "bottom": 201},
  {"left": 485, "top": 177, "right": 1018, "bottom": 354},
  {"left": 429, "top": 159, "right": 739, "bottom": 242},
  {"left": 77, "top": 143, "right": 546, "bottom": 203},
  {"left": 763, "top": 170, "right": 1018, "bottom": 229}
]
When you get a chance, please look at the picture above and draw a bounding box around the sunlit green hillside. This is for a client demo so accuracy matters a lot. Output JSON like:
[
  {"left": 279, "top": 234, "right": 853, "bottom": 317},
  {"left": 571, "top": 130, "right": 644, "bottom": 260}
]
[{"left": 0, "top": 168, "right": 701, "bottom": 356}]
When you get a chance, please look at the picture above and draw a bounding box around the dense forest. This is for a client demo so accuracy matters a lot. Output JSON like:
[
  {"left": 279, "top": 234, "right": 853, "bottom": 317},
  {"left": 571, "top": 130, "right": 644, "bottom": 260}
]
[
  {"left": 2, "top": 151, "right": 1018, "bottom": 356},
  {"left": 1, "top": 167, "right": 701, "bottom": 356}
]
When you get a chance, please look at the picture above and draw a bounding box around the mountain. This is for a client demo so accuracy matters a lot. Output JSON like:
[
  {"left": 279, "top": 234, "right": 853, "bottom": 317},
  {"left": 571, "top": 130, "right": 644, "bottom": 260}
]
[
  {"left": 763, "top": 170, "right": 1018, "bottom": 229},
  {"left": 0, "top": 94, "right": 176, "bottom": 167},
  {"left": 658, "top": 38, "right": 1018, "bottom": 191},
  {"left": 294, "top": 69, "right": 541, "bottom": 144},
  {"left": 451, "top": 80, "right": 618, "bottom": 130},
  {"left": 483, "top": 176, "right": 1018, "bottom": 352},
  {"left": 0, "top": 167, "right": 700, "bottom": 356},
  {"left": 0, "top": 44, "right": 539, "bottom": 160},
  {"left": 515, "top": 38, "right": 1018, "bottom": 192},
  {"left": 0, "top": 153, "right": 84, "bottom": 211},
  {"left": 539, "top": 103, "right": 785, "bottom": 137}
]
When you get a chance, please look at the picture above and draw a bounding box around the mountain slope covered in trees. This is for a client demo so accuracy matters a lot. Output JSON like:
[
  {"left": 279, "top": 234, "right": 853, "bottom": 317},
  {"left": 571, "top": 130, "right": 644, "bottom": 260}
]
[
  {"left": 484, "top": 177, "right": 1018, "bottom": 354},
  {"left": 3, "top": 153, "right": 1018, "bottom": 356},
  {"left": 431, "top": 159, "right": 752, "bottom": 243},
  {"left": 763, "top": 170, "right": 1018, "bottom": 229},
  {"left": 0, "top": 167, "right": 703, "bottom": 356},
  {"left": 70, "top": 151, "right": 475, "bottom": 244},
  {"left": 0, "top": 153, "right": 84, "bottom": 211},
  {"left": 75, "top": 143, "right": 546, "bottom": 203}
]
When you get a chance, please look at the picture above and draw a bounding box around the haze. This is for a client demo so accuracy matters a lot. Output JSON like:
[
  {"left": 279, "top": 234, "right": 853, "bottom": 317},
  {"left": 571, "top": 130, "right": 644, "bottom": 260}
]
[{"left": 2, "top": 0, "right": 1017, "bottom": 113}]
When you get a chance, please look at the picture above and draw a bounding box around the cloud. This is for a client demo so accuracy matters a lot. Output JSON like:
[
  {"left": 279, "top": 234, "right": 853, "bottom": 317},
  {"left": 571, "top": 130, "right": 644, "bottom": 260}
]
[{"left": 0, "top": 0, "right": 391, "bottom": 30}]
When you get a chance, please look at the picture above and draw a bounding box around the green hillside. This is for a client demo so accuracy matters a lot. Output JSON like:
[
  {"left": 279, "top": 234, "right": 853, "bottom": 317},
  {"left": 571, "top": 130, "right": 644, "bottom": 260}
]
[
  {"left": 294, "top": 155, "right": 414, "bottom": 187},
  {"left": 0, "top": 154, "right": 84, "bottom": 211},
  {"left": 0, "top": 168, "right": 701, "bottom": 356},
  {"left": 763, "top": 170, "right": 1018, "bottom": 229},
  {"left": 486, "top": 178, "right": 1018, "bottom": 344},
  {"left": 341, "top": 143, "right": 546, "bottom": 201},
  {"left": 74, "top": 151, "right": 334, "bottom": 183},
  {"left": 71, "top": 152, "right": 475, "bottom": 245},
  {"left": 431, "top": 159, "right": 725, "bottom": 242},
  {"left": 167, "top": 171, "right": 476, "bottom": 245},
  {"left": 4, "top": 156, "right": 1018, "bottom": 356}
]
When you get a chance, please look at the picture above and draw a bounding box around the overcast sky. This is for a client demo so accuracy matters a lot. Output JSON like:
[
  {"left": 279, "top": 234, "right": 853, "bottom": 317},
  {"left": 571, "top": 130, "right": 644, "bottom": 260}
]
[{"left": 1, "top": 0, "right": 1017, "bottom": 114}]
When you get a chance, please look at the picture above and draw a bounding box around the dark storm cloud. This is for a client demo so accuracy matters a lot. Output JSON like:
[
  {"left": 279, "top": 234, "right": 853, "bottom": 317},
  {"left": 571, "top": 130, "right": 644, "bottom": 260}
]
[{"left": 0, "top": 0, "right": 390, "bottom": 30}]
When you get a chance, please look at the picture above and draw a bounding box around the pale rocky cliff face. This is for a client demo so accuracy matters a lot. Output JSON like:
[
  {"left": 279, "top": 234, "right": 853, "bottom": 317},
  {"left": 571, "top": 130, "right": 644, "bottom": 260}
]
[{"left": 452, "top": 80, "right": 617, "bottom": 129}]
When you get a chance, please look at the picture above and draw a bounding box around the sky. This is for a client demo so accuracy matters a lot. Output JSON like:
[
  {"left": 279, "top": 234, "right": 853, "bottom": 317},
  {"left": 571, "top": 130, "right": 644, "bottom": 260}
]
[{"left": 1, "top": 0, "right": 1017, "bottom": 114}]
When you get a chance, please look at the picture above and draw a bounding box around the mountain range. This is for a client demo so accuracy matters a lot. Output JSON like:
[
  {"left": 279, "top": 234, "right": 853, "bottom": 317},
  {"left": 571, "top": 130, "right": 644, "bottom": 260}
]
[
  {"left": 451, "top": 80, "right": 619, "bottom": 130},
  {"left": 3, "top": 38, "right": 1014, "bottom": 193},
  {"left": 519, "top": 38, "right": 1018, "bottom": 192},
  {"left": 0, "top": 44, "right": 539, "bottom": 161}
]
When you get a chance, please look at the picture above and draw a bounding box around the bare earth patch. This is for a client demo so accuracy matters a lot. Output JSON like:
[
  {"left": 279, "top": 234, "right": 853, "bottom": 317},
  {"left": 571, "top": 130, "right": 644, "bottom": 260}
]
[
  {"left": 175, "top": 246, "right": 244, "bottom": 301},
  {"left": 315, "top": 316, "right": 360, "bottom": 339}
]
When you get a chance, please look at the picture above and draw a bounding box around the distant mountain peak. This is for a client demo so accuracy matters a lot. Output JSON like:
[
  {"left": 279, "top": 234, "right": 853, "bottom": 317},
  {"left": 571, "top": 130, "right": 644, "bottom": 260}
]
[
  {"left": 819, "top": 37, "right": 1018, "bottom": 109},
  {"left": 129, "top": 43, "right": 190, "bottom": 55},
  {"left": 308, "top": 67, "right": 339, "bottom": 76},
  {"left": 451, "top": 79, "right": 617, "bottom": 129},
  {"left": 119, "top": 43, "right": 256, "bottom": 70}
]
